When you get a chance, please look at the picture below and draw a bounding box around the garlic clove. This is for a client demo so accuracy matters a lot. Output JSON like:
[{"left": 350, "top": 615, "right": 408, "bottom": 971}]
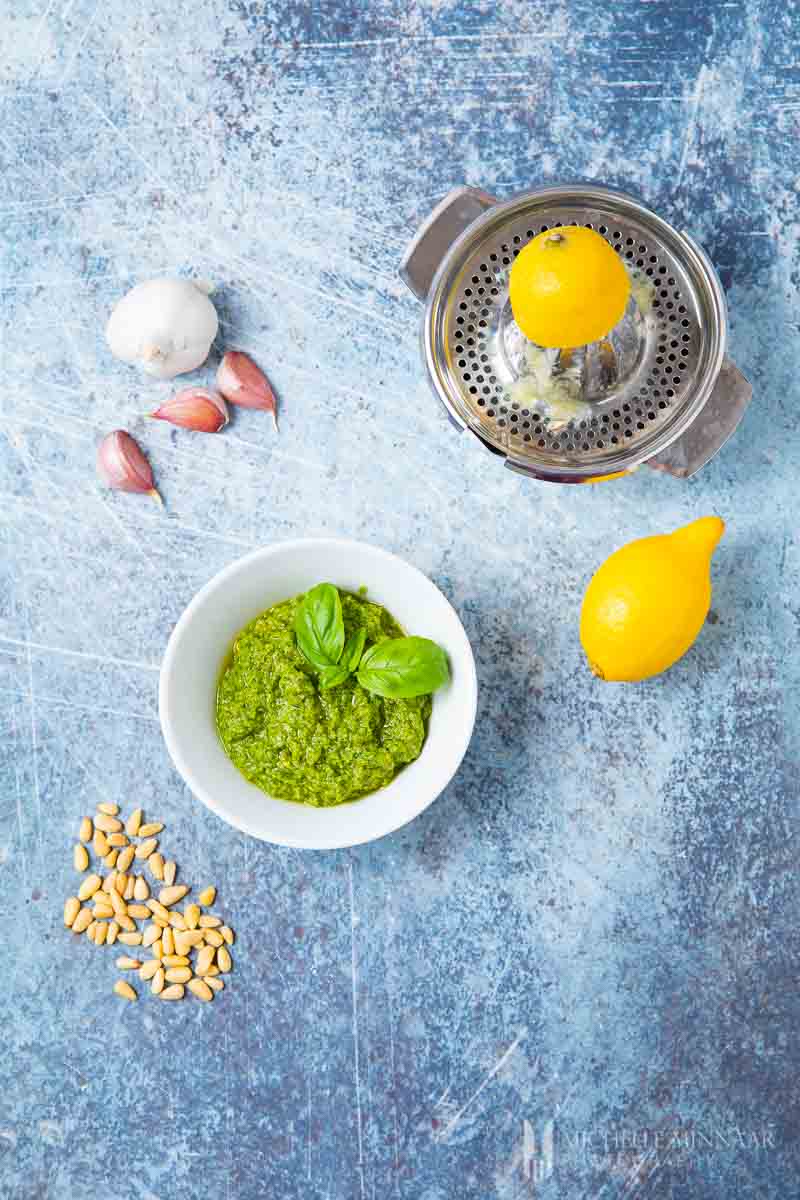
[
  {"left": 97, "top": 431, "right": 162, "bottom": 504},
  {"left": 151, "top": 387, "right": 228, "bottom": 433},
  {"left": 217, "top": 351, "right": 278, "bottom": 431},
  {"left": 106, "top": 278, "right": 219, "bottom": 380}
]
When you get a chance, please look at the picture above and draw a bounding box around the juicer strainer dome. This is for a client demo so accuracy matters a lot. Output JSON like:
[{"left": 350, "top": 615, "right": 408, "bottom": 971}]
[{"left": 401, "top": 185, "right": 751, "bottom": 482}]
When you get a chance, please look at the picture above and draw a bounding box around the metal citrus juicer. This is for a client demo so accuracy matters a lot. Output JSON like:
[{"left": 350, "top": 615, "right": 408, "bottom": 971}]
[{"left": 400, "top": 184, "right": 751, "bottom": 483}]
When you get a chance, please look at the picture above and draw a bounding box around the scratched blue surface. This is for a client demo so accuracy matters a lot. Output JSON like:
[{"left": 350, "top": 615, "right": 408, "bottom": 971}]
[{"left": 1, "top": 1, "right": 799, "bottom": 1196}]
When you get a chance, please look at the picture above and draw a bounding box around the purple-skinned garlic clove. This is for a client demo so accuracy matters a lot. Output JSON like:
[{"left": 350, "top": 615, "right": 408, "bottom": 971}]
[
  {"left": 217, "top": 351, "right": 278, "bottom": 430},
  {"left": 150, "top": 387, "right": 228, "bottom": 433},
  {"left": 97, "top": 431, "right": 162, "bottom": 504}
]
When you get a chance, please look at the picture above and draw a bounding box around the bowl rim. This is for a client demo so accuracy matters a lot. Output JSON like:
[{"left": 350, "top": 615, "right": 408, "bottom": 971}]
[{"left": 158, "top": 537, "right": 478, "bottom": 848}]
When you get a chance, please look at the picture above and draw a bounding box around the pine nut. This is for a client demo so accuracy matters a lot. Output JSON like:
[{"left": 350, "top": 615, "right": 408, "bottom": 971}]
[
  {"left": 195, "top": 946, "right": 215, "bottom": 976},
  {"left": 160, "top": 984, "right": 184, "bottom": 1000},
  {"left": 165, "top": 967, "right": 191, "bottom": 984},
  {"left": 126, "top": 807, "right": 143, "bottom": 837},
  {"left": 93, "top": 830, "right": 110, "bottom": 857},
  {"left": 67, "top": 806, "right": 233, "bottom": 1010},
  {"left": 95, "top": 813, "right": 123, "bottom": 833},
  {"left": 72, "top": 907, "right": 93, "bottom": 934},
  {"left": 78, "top": 874, "right": 102, "bottom": 901},
  {"left": 116, "top": 845, "right": 135, "bottom": 873},
  {"left": 177, "top": 929, "right": 205, "bottom": 949}
]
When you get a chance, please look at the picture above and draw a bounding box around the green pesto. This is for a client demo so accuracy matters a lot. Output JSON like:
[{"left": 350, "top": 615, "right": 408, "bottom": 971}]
[{"left": 216, "top": 591, "right": 432, "bottom": 807}]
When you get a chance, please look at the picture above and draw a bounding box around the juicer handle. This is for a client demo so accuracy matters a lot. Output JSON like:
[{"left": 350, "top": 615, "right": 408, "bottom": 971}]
[
  {"left": 400, "top": 186, "right": 497, "bottom": 301},
  {"left": 646, "top": 357, "right": 752, "bottom": 478}
]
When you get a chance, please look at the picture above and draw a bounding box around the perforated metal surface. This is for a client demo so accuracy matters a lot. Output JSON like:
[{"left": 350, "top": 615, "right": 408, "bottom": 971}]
[{"left": 424, "top": 188, "right": 727, "bottom": 480}]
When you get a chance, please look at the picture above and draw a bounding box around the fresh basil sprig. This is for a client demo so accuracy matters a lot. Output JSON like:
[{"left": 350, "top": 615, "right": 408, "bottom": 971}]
[
  {"left": 295, "top": 584, "right": 450, "bottom": 698},
  {"left": 357, "top": 636, "right": 450, "bottom": 699},
  {"left": 294, "top": 582, "right": 345, "bottom": 670}
]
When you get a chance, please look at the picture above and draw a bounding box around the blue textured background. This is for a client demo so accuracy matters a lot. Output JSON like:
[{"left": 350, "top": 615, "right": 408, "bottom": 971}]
[{"left": 1, "top": 1, "right": 798, "bottom": 1196}]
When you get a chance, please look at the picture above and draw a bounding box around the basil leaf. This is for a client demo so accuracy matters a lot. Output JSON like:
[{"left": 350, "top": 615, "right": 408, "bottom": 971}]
[
  {"left": 356, "top": 636, "right": 450, "bottom": 699},
  {"left": 340, "top": 627, "right": 367, "bottom": 673},
  {"left": 294, "top": 583, "right": 345, "bottom": 670},
  {"left": 318, "top": 664, "right": 351, "bottom": 691}
]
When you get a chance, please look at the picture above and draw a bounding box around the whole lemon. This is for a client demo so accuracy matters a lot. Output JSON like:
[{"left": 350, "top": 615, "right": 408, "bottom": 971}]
[
  {"left": 580, "top": 517, "right": 725, "bottom": 682},
  {"left": 509, "top": 226, "right": 631, "bottom": 348}
]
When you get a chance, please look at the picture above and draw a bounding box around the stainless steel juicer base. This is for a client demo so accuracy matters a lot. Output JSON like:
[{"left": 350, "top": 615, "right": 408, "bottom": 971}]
[{"left": 401, "top": 185, "right": 751, "bottom": 482}]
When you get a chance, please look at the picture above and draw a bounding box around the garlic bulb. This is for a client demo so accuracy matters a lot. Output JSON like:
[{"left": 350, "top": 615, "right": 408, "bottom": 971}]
[{"left": 106, "top": 278, "right": 219, "bottom": 379}]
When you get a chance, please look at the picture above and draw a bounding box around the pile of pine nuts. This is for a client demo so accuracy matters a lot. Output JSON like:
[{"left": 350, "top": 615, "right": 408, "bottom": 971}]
[{"left": 63, "top": 803, "right": 235, "bottom": 1002}]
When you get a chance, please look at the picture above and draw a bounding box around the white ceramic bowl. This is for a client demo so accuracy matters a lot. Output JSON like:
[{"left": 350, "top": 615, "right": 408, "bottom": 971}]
[{"left": 159, "top": 538, "right": 477, "bottom": 849}]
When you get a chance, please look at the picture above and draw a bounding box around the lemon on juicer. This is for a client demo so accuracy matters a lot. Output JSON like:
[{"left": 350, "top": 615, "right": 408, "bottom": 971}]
[
  {"left": 580, "top": 517, "right": 725, "bottom": 682},
  {"left": 509, "top": 225, "right": 631, "bottom": 348}
]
